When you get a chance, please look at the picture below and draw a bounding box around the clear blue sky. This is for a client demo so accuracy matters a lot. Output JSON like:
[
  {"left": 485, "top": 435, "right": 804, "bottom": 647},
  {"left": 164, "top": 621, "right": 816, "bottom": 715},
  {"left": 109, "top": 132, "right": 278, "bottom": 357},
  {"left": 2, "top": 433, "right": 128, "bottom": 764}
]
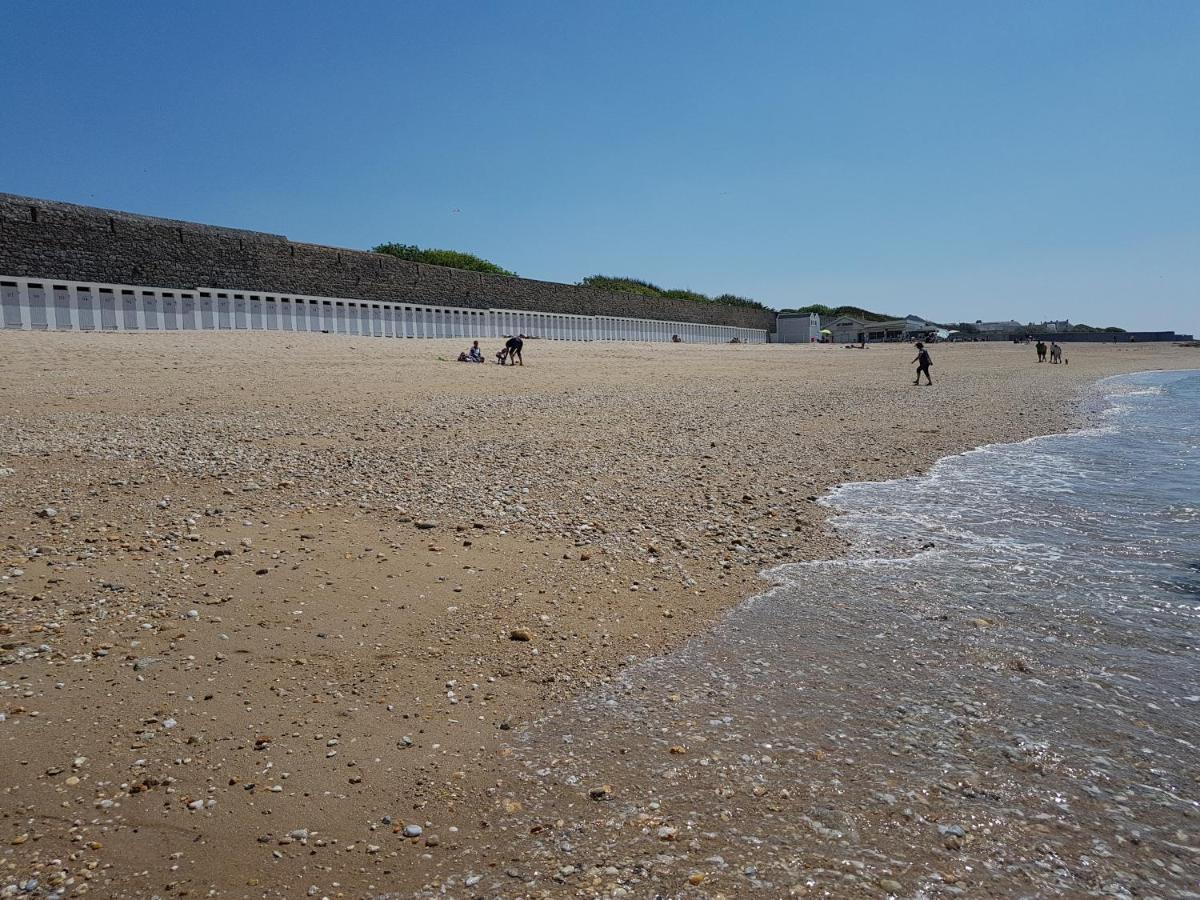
[{"left": 2, "top": 1, "right": 1196, "bottom": 334}]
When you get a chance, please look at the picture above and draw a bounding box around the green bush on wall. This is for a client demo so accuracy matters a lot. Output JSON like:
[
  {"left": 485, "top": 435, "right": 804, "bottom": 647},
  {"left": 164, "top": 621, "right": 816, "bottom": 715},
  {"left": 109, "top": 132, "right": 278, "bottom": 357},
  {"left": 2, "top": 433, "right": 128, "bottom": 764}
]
[
  {"left": 579, "top": 276, "right": 769, "bottom": 311},
  {"left": 369, "top": 249, "right": 772, "bottom": 313},
  {"left": 373, "top": 243, "right": 517, "bottom": 276}
]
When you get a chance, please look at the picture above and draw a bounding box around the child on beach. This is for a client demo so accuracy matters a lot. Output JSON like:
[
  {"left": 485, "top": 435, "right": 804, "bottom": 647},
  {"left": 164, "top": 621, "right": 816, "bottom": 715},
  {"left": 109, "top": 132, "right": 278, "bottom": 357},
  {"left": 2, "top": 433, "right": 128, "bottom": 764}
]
[
  {"left": 457, "top": 341, "right": 484, "bottom": 363},
  {"left": 912, "top": 342, "right": 933, "bottom": 385}
]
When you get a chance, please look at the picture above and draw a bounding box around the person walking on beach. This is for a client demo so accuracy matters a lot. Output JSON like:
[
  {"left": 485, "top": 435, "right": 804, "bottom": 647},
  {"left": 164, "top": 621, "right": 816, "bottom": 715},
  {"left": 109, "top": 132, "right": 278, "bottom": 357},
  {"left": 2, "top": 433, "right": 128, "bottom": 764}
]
[
  {"left": 912, "top": 341, "right": 933, "bottom": 385},
  {"left": 504, "top": 334, "right": 524, "bottom": 366},
  {"left": 1049, "top": 341, "right": 1062, "bottom": 364},
  {"left": 1036, "top": 340, "right": 1047, "bottom": 362}
]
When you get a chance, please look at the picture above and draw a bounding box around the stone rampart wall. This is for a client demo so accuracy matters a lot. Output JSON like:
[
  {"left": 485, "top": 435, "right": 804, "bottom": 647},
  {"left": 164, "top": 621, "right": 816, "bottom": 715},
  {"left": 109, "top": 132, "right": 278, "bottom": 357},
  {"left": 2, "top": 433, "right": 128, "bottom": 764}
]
[{"left": 0, "top": 194, "right": 774, "bottom": 331}]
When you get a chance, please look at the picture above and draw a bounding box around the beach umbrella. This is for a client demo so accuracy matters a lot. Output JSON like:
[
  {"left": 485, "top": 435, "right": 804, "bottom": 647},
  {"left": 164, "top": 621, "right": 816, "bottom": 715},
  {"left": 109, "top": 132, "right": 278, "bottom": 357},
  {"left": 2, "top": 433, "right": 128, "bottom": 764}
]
[{"left": 820, "top": 328, "right": 832, "bottom": 334}]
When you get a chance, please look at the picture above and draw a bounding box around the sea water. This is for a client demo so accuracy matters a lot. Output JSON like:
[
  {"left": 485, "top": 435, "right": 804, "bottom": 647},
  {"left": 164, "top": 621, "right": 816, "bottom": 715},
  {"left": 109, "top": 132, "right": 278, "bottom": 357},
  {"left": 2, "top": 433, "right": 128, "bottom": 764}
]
[{"left": 497, "top": 370, "right": 1200, "bottom": 898}]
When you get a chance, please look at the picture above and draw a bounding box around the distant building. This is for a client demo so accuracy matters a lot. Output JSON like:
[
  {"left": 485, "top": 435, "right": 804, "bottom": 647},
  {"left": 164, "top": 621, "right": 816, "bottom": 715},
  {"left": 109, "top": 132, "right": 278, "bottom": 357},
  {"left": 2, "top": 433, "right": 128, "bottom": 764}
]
[
  {"left": 822, "top": 314, "right": 937, "bottom": 344},
  {"left": 825, "top": 315, "right": 872, "bottom": 344},
  {"left": 775, "top": 311, "right": 822, "bottom": 343},
  {"left": 1039, "top": 319, "right": 1070, "bottom": 333},
  {"left": 863, "top": 316, "right": 938, "bottom": 342},
  {"left": 974, "top": 319, "right": 1023, "bottom": 333}
]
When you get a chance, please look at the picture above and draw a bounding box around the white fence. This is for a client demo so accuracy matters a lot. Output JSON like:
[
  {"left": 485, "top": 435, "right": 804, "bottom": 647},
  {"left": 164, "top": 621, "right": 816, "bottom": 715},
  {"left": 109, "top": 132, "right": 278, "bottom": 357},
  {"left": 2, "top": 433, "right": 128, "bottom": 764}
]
[{"left": 0, "top": 276, "right": 767, "bottom": 344}]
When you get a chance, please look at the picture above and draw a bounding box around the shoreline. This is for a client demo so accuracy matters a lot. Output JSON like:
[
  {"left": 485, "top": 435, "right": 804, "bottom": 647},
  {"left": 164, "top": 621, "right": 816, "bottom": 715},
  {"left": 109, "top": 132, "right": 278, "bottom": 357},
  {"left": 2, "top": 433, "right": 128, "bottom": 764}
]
[
  {"left": 477, "top": 366, "right": 1200, "bottom": 900},
  {"left": 1, "top": 333, "right": 1197, "bottom": 897},
  {"left": 636, "top": 367, "right": 1198, "bottom": 691}
]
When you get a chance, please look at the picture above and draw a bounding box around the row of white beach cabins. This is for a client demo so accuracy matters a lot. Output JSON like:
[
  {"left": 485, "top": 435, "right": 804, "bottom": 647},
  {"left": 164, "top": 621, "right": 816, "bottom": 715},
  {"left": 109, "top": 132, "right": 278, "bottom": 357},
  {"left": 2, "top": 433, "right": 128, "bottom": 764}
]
[{"left": 0, "top": 277, "right": 768, "bottom": 344}]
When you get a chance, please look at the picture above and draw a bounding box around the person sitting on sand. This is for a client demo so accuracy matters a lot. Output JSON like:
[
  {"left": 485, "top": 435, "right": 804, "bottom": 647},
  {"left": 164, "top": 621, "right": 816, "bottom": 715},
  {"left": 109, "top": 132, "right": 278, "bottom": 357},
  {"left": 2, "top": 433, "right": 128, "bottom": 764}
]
[
  {"left": 457, "top": 340, "right": 484, "bottom": 363},
  {"left": 504, "top": 335, "right": 524, "bottom": 366},
  {"left": 912, "top": 341, "right": 933, "bottom": 385}
]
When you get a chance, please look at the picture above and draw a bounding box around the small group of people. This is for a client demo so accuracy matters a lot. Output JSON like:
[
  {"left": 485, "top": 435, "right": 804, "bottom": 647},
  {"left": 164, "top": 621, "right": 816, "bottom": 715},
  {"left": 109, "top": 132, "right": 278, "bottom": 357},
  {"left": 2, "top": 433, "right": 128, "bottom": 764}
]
[
  {"left": 457, "top": 334, "right": 524, "bottom": 366},
  {"left": 1035, "top": 340, "right": 1065, "bottom": 364}
]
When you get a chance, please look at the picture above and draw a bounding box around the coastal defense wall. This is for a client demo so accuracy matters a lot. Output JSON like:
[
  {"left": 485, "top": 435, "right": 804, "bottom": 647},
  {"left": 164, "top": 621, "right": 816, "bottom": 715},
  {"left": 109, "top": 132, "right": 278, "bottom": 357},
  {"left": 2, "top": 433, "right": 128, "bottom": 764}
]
[
  {"left": 0, "top": 194, "right": 775, "bottom": 331},
  {"left": 962, "top": 331, "right": 1194, "bottom": 343},
  {"left": 1028, "top": 331, "right": 1195, "bottom": 343}
]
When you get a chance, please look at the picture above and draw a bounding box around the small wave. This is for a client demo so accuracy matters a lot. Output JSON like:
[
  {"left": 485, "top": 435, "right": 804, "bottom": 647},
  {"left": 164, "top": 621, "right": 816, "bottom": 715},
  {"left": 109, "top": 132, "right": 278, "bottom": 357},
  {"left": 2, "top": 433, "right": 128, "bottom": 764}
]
[{"left": 1110, "top": 385, "right": 1167, "bottom": 398}]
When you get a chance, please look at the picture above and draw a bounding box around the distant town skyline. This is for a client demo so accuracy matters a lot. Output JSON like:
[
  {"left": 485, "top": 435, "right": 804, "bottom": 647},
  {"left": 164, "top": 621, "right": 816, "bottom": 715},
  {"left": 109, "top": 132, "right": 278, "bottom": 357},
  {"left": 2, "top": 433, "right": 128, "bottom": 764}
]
[{"left": 1, "top": 1, "right": 1195, "bottom": 337}]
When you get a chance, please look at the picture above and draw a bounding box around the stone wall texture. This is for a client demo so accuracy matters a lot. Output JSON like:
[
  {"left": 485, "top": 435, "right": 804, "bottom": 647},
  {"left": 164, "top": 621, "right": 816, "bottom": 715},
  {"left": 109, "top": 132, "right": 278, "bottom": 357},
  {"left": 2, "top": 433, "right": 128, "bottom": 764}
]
[{"left": 0, "top": 194, "right": 775, "bottom": 331}]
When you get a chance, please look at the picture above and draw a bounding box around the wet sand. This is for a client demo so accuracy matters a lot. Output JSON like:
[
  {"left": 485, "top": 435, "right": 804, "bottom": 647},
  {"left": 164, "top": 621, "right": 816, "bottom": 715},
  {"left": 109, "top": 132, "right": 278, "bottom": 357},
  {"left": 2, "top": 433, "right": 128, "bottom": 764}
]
[{"left": 0, "top": 332, "right": 1195, "bottom": 898}]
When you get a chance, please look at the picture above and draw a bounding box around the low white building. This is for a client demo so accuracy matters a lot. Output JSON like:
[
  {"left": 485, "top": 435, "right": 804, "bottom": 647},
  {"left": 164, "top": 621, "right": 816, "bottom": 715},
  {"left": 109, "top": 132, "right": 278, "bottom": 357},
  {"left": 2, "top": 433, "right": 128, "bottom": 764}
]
[
  {"left": 826, "top": 314, "right": 936, "bottom": 343},
  {"left": 863, "top": 316, "right": 938, "bottom": 342},
  {"left": 775, "top": 311, "right": 822, "bottom": 343},
  {"left": 825, "top": 315, "right": 871, "bottom": 343},
  {"left": 974, "top": 319, "right": 1023, "bottom": 333}
]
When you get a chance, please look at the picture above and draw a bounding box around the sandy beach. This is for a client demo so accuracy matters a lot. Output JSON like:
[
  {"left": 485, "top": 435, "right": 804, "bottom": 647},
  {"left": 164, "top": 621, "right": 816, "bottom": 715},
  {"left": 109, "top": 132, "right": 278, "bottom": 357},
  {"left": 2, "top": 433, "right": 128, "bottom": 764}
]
[{"left": 0, "top": 332, "right": 1195, "bottom": 899}]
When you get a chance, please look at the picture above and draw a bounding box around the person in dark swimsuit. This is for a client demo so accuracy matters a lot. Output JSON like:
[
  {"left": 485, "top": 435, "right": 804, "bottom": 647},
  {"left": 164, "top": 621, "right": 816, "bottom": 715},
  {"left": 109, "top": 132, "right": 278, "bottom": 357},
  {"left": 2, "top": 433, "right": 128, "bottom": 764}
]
[
  {"left": 912, "top": 341, "right": 933, "bottom": 385},
  {"left": 504, "top": 335, "right": 524, "bottom": 366}
]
